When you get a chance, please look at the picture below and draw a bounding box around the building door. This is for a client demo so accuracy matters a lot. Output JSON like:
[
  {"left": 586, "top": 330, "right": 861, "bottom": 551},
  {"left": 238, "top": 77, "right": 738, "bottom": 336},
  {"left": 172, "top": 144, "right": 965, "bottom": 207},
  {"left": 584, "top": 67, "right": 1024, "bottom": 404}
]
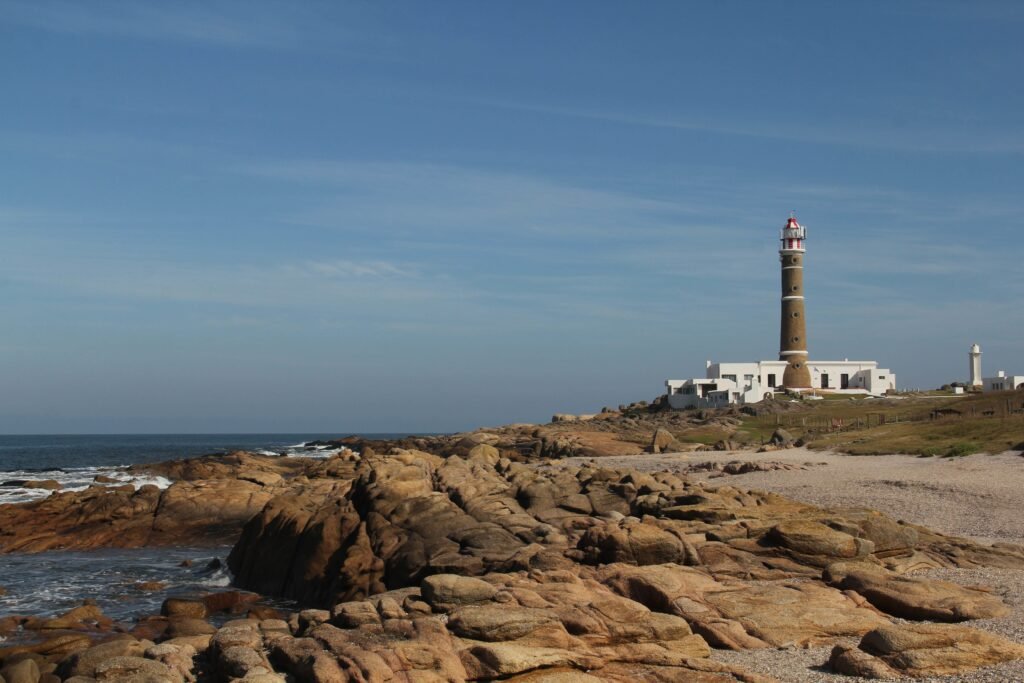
[
  {"left": 821, "top": 373, "right": 830, "bottom": 389},
  {"left": 841, "top": 373, "right": 849, "bottom": 389}
]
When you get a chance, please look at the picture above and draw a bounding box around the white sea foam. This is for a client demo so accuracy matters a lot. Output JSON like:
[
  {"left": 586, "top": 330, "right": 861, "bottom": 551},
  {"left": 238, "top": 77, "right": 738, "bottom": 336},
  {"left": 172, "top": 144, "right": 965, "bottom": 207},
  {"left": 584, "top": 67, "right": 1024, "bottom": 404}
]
[{"left": 0, "top": 466, "right": 172, "bottom": 505}]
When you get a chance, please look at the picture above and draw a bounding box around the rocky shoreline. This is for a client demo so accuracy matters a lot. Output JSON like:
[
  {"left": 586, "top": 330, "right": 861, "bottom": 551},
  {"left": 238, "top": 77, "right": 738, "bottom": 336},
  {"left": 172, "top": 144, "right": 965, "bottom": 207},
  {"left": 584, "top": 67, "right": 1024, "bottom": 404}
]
[{"left": 2, "top": 415, "right": 1024, "bottom": 681}]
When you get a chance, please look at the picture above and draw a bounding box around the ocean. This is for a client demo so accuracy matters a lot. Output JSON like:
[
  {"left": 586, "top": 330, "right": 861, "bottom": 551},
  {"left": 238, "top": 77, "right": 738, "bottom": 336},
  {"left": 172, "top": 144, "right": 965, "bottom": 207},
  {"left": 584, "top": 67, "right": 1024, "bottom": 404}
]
[
  {"left": 0, "top": 433, "right": 410, "bottom": 624},
  {"left": 0, "top": 433, "right": 412, "bottom": 505}
]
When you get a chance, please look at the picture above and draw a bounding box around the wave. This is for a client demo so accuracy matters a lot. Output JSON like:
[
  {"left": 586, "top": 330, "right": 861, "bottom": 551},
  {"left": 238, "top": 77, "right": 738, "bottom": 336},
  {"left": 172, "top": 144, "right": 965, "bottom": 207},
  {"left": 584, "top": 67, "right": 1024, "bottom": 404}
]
[{"left": 0, "top": 466, "right": 172, "bottom": 505}]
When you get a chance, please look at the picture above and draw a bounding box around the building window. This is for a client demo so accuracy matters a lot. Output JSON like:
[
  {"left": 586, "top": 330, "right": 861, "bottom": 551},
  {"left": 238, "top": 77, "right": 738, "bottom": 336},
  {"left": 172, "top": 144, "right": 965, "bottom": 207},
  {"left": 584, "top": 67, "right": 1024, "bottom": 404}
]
[
  {"left": 767, "top": 374, "right": 776, "bottom": 388},
  {"left": 841, "top": 373, "right": 849, "bottom": 389},
  {"left": 722, "top": 374, "right": 737, "bottom": 382},
  {"left": 821, "top": 373, "right": 830, "bottom": 389}
]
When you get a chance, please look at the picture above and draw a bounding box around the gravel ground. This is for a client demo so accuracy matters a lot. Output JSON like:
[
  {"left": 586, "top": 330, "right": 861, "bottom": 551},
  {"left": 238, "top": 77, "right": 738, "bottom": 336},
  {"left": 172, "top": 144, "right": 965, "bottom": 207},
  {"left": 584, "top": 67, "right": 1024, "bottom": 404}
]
[{"left": 557, "top": 448, "right": 1024, "bottom": 682}]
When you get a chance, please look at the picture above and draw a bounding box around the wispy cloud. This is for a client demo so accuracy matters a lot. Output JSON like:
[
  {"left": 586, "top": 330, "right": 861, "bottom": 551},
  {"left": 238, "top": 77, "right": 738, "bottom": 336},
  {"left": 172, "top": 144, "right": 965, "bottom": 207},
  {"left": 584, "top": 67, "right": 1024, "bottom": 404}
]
[
  {"left": 469, "top": 99, "right": 1024, "bottom": 155},
  {"left": 0, "top": 0, "right": 304, "bottom": 48},
  {"left": 236, "top": 159, "right": 703, "bottom": 240},
  {"left": 300, "top": 260, "right": 417, "bottom": 279}
]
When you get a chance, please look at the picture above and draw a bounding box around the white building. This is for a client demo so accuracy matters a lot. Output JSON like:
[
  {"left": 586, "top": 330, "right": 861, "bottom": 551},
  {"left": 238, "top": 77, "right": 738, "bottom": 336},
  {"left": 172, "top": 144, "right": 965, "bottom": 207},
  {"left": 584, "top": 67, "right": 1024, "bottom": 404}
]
[
  {"left": 665, "top": 359, "right": 896, "bottom": 410},
  {"left": 982, "top": 371, "right": 1024, "bottom": 393},
  {"left": 662, "top": 214, "right": 897, "bottom": 410}
]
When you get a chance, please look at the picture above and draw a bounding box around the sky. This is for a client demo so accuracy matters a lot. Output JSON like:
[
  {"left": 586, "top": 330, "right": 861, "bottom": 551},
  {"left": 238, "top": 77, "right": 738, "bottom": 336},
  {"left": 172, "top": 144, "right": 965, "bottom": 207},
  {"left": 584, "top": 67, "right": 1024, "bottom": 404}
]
[{"left": 1, "top": 1, "right": 1022, "bottom": 433}]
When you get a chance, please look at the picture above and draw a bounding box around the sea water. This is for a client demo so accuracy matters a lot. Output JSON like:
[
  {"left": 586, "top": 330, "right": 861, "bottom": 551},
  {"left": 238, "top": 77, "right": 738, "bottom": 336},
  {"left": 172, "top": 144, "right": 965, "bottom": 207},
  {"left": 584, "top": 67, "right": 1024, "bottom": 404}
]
[{"left": 0, "top": 433, "right": 411, "bottom": 623}]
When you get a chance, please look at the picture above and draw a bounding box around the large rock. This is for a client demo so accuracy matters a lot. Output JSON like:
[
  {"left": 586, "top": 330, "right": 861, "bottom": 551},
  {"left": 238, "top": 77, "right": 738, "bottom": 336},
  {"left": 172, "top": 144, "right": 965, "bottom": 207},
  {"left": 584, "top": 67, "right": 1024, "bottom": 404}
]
[
  {"left": 93, "top": 656, "right": 181, "bottom": 682},
  {"left": 649, "top": 428, "right": 681, "bottom": 454},
  {"left": 1, "top": 659, "right": 40, "bottom": 683},
  {"left": 824, "top": 561, "right": 1010, "bottom": 621},
  {"left": 0, "top": 451, "right": 328, "bottom": 553},
  {"left": 830, "top": 623, "right": 1024, "bottom": 678},
  {"left": 768, "top": 520, "right": 873, "bottom": 562},
  {"left": 57, "top": 638, "right": 153, "bottom": 679},
  {"left": 421, "top": 574, "right": 497, "bottom": 610},
  {"left": 598, "top": 563, "right": 888, "bottom": 649}
]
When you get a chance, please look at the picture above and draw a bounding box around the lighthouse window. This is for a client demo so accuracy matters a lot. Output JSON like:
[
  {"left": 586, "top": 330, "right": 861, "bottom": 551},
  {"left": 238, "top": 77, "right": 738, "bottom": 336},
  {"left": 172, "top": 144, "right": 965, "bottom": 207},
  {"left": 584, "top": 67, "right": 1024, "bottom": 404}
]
[
  {"left": 792, "top": 311, "right": 800, "bottom": 318},
  {"left": 792, "top": 336, "right": 800, "bottom": 343},
  {"left": 791, "top": 285, "right": 799, "bottom": 292}
]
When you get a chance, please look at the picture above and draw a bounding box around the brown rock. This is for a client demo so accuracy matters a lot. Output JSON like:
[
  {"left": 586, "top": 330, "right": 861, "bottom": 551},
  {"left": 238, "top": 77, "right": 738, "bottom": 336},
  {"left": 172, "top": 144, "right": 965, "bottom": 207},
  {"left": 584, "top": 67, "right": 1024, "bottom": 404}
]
[
  {"left": 161, "top": 598, "right": 207, "bottom": 619},
  {"left": 769, "top": 520, "right": 873, "bottom": 561},
  {"left": 201, "top": 590, "right": 259, "bottom": 615},
  {"left": 166, "top": 617, "right": 216, "bottom": 638},
  {"left": 421, "top": 574, "right": 497, "bottom": 609},
  {"left": 134, "top": 581, "right": 166, "bottom": 591},
  {"left": 824, "top": 561, "right": 1010, "bottom": 621},
  {"left": 22, "top": 480, "right": 61, "bottom": 490},
  {"left": 649, "top": 428, "right": 681, "bottom": 454},
  {"left": 0, "top": 659, "right": 40, "bottom": 683},
  {"left": 577, "top": 519, "right": 687, "bottom": 565},
  {"left": 834, "top": 623, "right": 1024, "bottom": 678},
  {"left": 57, "top": 637, "right": 152, "bottom": 679},
  {"left": 93, "top": 656, "right": 180, "bottom": 682}
]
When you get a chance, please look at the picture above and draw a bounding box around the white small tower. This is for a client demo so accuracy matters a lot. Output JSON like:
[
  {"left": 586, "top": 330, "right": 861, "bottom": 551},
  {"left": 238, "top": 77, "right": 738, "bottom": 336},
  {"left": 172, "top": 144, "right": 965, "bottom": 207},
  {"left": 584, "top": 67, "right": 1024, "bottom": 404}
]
[{"left": 969, "top": 343, "right": 982, "bottom": 388}]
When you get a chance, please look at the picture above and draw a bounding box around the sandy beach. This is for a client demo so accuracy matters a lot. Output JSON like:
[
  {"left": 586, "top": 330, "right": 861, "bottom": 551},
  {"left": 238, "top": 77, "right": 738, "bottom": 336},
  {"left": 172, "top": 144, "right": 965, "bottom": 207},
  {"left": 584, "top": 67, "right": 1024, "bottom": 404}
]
[{"left": 559, "top": 448, "right": 1024, "bottom": 682}]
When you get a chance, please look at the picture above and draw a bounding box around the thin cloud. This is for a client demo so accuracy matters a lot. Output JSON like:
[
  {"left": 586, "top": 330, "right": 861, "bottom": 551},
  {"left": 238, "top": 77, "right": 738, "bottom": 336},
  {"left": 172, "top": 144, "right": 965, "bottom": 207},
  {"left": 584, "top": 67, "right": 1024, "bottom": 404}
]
[
  {"left": 235, "top": 159, "right": 702, "bottom": 240},
  {"left": 469, "top": 99, "right": 1024, "bottom": 155},
  {"left": 1, "top": 0, "right": 302, "bottom": 48}
]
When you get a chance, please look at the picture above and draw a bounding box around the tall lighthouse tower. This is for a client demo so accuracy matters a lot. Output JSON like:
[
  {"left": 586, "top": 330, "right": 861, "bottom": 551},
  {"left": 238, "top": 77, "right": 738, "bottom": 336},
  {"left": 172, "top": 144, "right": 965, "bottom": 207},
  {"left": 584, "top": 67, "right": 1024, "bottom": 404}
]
[{"left": 779, "top": 215, "right": 811, "bottom": 388}]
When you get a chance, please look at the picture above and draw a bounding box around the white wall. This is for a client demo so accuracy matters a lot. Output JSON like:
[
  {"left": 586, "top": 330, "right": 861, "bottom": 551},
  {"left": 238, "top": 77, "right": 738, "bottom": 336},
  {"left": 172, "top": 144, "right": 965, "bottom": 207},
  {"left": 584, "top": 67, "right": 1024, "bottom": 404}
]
[{"left": 983, "top": 375, "right": 1024, "bottom": 392}]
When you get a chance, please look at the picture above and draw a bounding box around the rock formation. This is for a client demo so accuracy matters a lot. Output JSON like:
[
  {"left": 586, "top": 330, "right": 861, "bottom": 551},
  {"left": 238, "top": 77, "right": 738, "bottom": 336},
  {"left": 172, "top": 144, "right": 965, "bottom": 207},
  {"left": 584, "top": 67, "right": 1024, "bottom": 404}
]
[
  {"left": 0, "top": 452, "right": 358, "bottom": 553},
  {"left": 2, "top": 431, "right": 1024, "bottom": 680}
]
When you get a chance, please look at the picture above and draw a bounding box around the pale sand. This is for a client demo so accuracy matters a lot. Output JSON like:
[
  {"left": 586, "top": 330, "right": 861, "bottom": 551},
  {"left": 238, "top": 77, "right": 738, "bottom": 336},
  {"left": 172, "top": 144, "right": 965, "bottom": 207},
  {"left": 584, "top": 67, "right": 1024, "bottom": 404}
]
[{"left": 559, "top": 448, "right": 1024, "bottom": 682}]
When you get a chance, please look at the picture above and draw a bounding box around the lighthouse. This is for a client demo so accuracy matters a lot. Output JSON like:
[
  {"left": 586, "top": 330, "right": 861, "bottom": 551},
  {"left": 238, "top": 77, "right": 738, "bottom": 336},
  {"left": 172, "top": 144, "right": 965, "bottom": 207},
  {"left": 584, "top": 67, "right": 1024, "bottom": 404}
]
[
  {"left": 969, "top": 343, "right": 982, "bottom": 388},
  {"left": 779, "top": 215, "right": 811, "bottom": 388}
]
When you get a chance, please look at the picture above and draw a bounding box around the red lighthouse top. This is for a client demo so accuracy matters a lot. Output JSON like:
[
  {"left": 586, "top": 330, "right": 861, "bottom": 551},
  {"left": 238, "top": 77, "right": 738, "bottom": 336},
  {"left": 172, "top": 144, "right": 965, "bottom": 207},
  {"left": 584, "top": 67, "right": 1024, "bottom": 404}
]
[{"left": 780, "top": 214, "right": 806, "bottom": 251}]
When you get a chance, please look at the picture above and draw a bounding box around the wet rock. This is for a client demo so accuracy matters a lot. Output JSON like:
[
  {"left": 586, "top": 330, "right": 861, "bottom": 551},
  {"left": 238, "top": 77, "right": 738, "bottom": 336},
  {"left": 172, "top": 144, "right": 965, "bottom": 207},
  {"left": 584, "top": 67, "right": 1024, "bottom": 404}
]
[
  {"left": 161, "top": 599, "right": 207, "bottom": 619},
  {"left": 202, "top": 590, "right": 258, "bottom": 615},
  {"left": 31, "top": 604, "right": 110, "bottom": 631},
  {"left": 22, "top": 480, "right": 60, "bottom": 491},
  {"left": 133, "top": 581, "right": 166, "bottom": 592},
  {"left": 165, "top": 617, "right": 216, "bottom": 638}
]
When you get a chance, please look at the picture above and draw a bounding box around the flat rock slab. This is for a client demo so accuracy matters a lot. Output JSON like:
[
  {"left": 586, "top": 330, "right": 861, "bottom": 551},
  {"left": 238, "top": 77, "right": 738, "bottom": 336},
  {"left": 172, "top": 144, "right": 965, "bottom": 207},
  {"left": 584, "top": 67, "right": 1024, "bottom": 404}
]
[{"left": 830, "top": 622, "right": 1024, "bottom": 679}]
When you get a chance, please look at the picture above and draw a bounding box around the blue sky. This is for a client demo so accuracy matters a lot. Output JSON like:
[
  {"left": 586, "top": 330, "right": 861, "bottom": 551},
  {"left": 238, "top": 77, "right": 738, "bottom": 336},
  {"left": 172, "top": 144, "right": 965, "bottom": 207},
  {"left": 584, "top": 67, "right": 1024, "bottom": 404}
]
[{"left": 1, "top": 1, "right": 1022, "bottom": 433}]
